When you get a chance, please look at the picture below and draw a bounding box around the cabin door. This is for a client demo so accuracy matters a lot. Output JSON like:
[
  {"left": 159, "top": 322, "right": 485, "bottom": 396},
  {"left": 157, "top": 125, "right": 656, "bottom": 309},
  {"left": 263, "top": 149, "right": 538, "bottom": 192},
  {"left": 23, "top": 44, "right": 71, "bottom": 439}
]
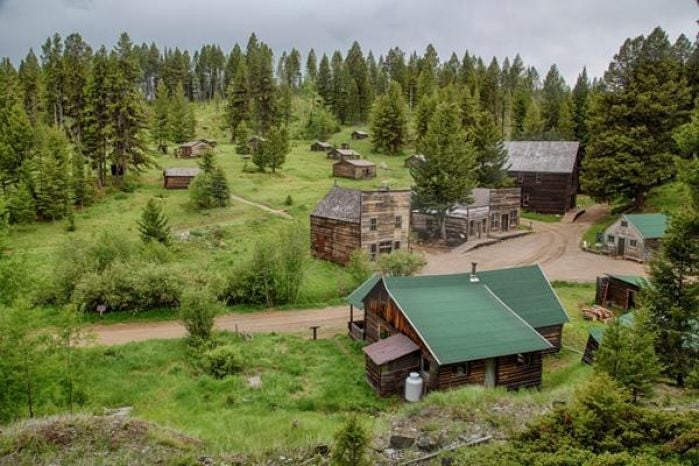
[
  {"left": 617, "top": 238, "right": 626, "bottom": 256},
  {"left": 484, "top": 359, "right": 496, "bottom": 388},
  {"left": 627, "top": 290, "right": 637, "bottom": 310},
  {"left": 501, "top": 214, "right": 509, "bottom": 232}
]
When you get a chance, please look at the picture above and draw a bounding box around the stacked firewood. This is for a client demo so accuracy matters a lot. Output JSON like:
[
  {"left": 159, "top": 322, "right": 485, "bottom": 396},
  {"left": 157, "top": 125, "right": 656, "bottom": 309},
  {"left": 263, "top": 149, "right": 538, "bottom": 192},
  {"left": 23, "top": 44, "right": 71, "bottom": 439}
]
[{"left": 582, "top": 305, "right": 614, "bottom": 322}]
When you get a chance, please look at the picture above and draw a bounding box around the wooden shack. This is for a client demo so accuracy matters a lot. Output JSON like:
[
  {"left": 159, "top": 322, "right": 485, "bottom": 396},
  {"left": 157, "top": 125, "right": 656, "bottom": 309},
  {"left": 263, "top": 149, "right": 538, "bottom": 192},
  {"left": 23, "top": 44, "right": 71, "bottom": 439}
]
[
  {"left": 176, "top": 140, "right": 213, "bottom": 158},
  {"left": 404, "top": 154, "right": 426, "bottom": 168},
  {"left": 198, "top": 138, "right": 218, "bottom": 147},
  {"left": 411, "top": 188, "right": 521, "bottom": 244},
  {"left": 311, "top": 141, "right": 332, "bottom": 152},
  {"left": 346, "top": 264, "right": 568, "bottom": 395},
  {"left": 163, "top": 167, "right": 200, "bottom": 189},
  {"left": 602, "top": 213, "right": 667, "bottom": 262},
  {"left": 582, "top": 313, "right": 636, "bottom": 365},
  {"left": 328, "top": 148, "right": 361, "bottom": 160},
  {"left": 595, "top": 274, "right": 646, "bottom": 310},
  {"left": 504, "top": 141, "right": 581, "bottom": 215},
  {"left": 333, "top": 159, "right": 376, "bottom": 179},
  {"left": 310, "top": 187, "right": 411, "bottom": 266},
  {"left": 351, "top": 130, "right": 369, "bottom": 140}
]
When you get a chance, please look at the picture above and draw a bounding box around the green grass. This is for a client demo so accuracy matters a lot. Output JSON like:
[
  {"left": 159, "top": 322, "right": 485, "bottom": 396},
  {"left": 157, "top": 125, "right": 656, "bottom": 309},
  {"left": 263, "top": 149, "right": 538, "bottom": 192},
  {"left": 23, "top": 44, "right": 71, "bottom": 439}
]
[
  {"left": 582, "top": 212, "right": 616, "bottom": 247},
  {"left": 520, "top": 210, "right": 561, "bottom": 223}
]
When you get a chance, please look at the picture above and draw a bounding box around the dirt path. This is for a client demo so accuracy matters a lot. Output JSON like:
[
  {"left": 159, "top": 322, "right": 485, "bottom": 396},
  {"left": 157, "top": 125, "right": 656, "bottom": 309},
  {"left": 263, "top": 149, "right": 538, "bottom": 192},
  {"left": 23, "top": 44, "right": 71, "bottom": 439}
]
[
  {"left": 229, "top": 193, "right": 293, "bottom": 219},
  {"left": 422, "top": 204, "right": 646, "bottom": 281},
  {"left": 89, "top": 306, "right": 356, "bottom": 346}
]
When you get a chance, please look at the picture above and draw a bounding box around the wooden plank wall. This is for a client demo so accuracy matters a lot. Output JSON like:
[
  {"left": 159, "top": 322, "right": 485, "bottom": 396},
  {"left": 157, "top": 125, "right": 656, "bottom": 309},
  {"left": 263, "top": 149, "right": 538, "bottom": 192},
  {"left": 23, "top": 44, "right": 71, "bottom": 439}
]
[
  {"left": 360, "top": 191, "right": 411, "bottom": 253},
  {"left": 489, "top": 188, "right": 521, "bottom": 231},
  {"left": 509, "top": 171, "right": 575, "bottom": 214},
  {"left": 438, "top": 361, "right": 486, "bottom": 389},
  {"left": 164, "top": 176, "right": 195, "bottom": 189},
  {"left": 495, "top": 353, "right": 543, "bottom": 389},
  {"left": 536, "top": 325, "right": 563, "bottom": 353},
  {"left": 582, "top": 335, "right": 599, "bottom": 365},
  {"left": 310, "top": 216, "right": 361, "bottom": 265},
  {"left": 332, "top": 162, "right": 376, "bottom": 179},
  {"left": 370, "top": 352, "right": 420, "bottom": 396}
]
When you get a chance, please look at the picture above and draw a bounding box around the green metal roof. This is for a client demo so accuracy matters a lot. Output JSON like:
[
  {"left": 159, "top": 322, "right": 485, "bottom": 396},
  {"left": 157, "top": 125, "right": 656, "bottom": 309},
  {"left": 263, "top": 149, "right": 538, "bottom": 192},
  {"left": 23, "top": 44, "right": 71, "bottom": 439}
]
[
  {"left": 588, "top": 313, "right": 635, "bottom": 344},
  {"left": 383, "top": 276, "right": 552, "bottom": 364},
  {"left": 624, "top": 213, "right": 667, "bottom": 239},
  {"left": 607, "top": 274, "right": 648, "bottom": 289},
  {"left": 476, "top": 265, "right": 569, "bottom": 328},
  {"left": 346, "top": 274, "right": 380, "bottom": 310}
]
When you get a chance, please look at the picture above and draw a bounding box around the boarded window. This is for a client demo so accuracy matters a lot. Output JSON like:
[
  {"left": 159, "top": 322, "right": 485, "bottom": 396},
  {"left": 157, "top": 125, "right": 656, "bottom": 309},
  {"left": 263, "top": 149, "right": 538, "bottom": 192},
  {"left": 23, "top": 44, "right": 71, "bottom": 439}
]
[
  {"left": 517, "top": 353, "right": 533, "bottom": 367},
  {"left": 370, "top": 218, "right": 378, "bottom": 231},
  {"left": 510, "top": 209, "right": 518, "bottom": 225},
  {"left": 395, "top": 216, "right": 402, "bottom": 228},
  {"left": 394, "top": 241, "right": 401, "bottom": 250},
  {"left": 421, "top": 357, "right": 431, "bottom": 373}
]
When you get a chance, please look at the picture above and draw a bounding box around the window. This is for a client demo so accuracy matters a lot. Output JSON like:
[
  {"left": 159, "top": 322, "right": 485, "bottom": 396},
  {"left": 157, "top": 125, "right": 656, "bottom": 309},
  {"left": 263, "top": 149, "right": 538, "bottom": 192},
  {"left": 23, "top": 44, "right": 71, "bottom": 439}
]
[
  {"left": 395, "top": 216, "right": 402, "bottom": 229},
  {"left": 370, "top": 244, "right": 377, "bottom": 260},
  {"left": 621, "top": 220, "right": 628, "bottom": 228},
  {"left": 379, "top": 241, "right": 392, "bottom": 254},
  {"left": 452, "top": 363, "right": 470, "bottom": 376},
  {"left": 517, "top": 173, "right": 524, "bottom": 183},
  {"left": 490, "top": 213, "right": 499, "bottom": 230},
  {"left": 378, "top": 324, "right": 389, "bottom": 339},
  {"left": 607, "top": 235, "right": 615, "bottom": 243},
  {"left": 370, "top": 218, "right": 377, "bottom": 231},
  {"left": 510, "top": 209, "right": 518, "bottom": 225},
  {"left": 421, "top": 357, "right": 431, "bottom": 373},
  {"left": 394, "top": 241, "right": 401, "bottom": 250},
  {"left": 535, "top": 172, "right": 543, "bottom": 183},
  {"left": 630, "top": 239, "right": 638, "bottom": 247},
  {"left": 523, "top": 193, "right": 530, "bottom": 207},
  {"left": 517, "top": 353, "right": 533, "bottom": 367}
]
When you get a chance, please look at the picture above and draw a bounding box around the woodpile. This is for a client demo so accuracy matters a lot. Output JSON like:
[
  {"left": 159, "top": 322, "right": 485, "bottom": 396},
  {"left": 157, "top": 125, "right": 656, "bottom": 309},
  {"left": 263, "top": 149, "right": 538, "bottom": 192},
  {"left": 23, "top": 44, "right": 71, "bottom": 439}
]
[{"left": 582, "top": 305, "right": 614, "bottom": 322}]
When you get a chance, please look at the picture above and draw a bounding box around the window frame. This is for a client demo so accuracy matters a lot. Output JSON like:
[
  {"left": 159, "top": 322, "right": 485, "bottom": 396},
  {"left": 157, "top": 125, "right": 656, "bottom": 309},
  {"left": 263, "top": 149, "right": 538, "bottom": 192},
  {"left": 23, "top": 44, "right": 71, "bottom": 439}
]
[
  {"left": 535, "top": 172, "right": 543, "bottom": 184},
  {"left": 369, "top": 218, "right": 378, "bottom": 231},
  {"left": 516, "top": 353, "right": 533, "bottom": 367},
  {"left": 395, "top": 216, "right": 402, "bottom": 229}
]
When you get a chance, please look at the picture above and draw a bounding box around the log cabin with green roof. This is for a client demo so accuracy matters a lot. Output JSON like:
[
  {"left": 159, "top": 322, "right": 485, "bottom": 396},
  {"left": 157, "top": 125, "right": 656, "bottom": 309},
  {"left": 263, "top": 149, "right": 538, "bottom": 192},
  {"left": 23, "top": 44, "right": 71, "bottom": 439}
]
[
  {"left": 602, "top": 213, "right": 667, "bottom": 262},
  {"left": 595, "top": 274, "right": 648, "bottom": 310},
  {"left": 346, "top": 264, "right": 569, "bottom": 395}
]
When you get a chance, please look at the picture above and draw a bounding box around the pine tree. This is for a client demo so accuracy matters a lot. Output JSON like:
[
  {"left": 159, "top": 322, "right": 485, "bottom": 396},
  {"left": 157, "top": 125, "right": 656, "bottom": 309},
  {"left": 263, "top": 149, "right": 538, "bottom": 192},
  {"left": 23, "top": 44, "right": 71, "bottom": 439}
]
[
  {"left": 674, "top": 98, "right": 699, "bottom": 157},
  {"left": 0, "top": 69, "right": 34, "bottom": 184},
  {"left": 18, "top": 49, "right": 44, "bottom": 125},
  {"left": 541, "top": 65, "right": 567, "bottom": 134},
  {"left": 62, "top": 33, "right": 92, "bottom": 142},
  {"left": 32, "top": 127, "right": 72, "bottom": 221},
  {"left": 522, "top": 99, "right": 544, "bottom": 139},
  {"left": 330, "top": 51, "right": 349, "bottom": 122},
  {"left": 41, "top": 33, "right": 65, "bottom": 127},
  {"left": 6, "top": 180, "right": 36, "bottom": 224},
  {"left": 413, "top": 93, "right": 437, "bottom": 149},
  {"left": 224, "top": 43, "right": 243, "bottom": 89},
  {"left": 411, "top": 101, "right": 476, "bottom": 240},
  {"left": 138, "top": 198, "right": 171, "bottom": 245},
  {"left": 82, "top": 46, "right": 111, "bottom": 188},
  {"left": 345, "top": 42, "right": 371, "bottom": 122},
  {"left": 211, "top": 167, "right": 230, "bottom": 207},
  {"left": 264, "top": 125, "right": 290, "bottom": 174},
  {"left": 169, "top": 83, "right": 196, "bottom": 143},
  {"left": 556, "top": 94, "right": 575, "bottom": 139},
  {"left": 471, "top": 111, "right": 510, "bottom": 188},
  {"left": 305, "top": 49, "right": 318, "bottom": 83},
  {"left": 71, "top": 150, "right": 92, "bottom": 208},
  {"left": 316, "top": 54, "right": 332, "bottom": 105},
  {"left": 370, "top": 81, "right": 408, "bottom": 154},
  {"left": 224, "top": 60, "right": 250, "bottom": 141},
  {"left": 250, "top": 44, "right": 278, "bottom": 132},
  {"left": 572, "top": 67, "right": 591, "bottom": 144},
  {"left": 459, "top": 87, "right": 480, "bottom": 136},
  {"left": 331, "top": 416, "right": 371, "bottom": 466},
  {"left": 235, "top": 121, "right": 250, "bottom": 155},
  {"left": 151, "top": 81, "right": 171, "bottom": 152}
]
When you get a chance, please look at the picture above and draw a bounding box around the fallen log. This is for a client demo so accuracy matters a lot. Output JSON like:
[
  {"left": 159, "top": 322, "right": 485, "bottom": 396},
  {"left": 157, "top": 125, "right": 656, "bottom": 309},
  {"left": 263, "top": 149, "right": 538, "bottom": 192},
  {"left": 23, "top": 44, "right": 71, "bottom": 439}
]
[{"left": 398, "top": 435, "right": 493, "bottom": 465}]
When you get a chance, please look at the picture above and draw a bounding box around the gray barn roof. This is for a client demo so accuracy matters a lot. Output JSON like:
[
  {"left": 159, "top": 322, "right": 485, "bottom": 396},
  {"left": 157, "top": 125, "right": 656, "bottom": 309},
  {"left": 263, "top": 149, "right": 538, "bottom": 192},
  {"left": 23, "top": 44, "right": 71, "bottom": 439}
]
[
  {"left": 164, "top": 168, "right": 200, "bottom": 177},
  {"left": 311, "top": 186, "right": 361, "bottom": 223},
  {"left": 504, "top": 141, "right": 580, "bottom": 174},
  {"left": 340, "top": 159, "right": 376, "bottom": 167}
]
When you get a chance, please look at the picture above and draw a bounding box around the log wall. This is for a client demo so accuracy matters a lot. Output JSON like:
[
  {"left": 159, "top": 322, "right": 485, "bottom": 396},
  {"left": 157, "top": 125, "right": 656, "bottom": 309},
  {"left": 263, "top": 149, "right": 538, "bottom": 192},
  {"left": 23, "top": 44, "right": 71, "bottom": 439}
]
[
  {"left": 332, "top": 162, "right": 376, "bottom": 179},
  {"left": 368, "top": 352, "right": 421, "bottom": 396},
  {"left": 310, "top": 216, "right": 361, "bottom": 266},
  {"left": 495, "top": 353, "right": 543, "bottom": 389},
  {"left": 536, "top": 325, "right": 563, "bottom": 353},
  {"left": 163, "top": 176, "right": 195, "bottom": 189},
  {"left": 509, "top": 171, "right": 576, "bottom": 214}
]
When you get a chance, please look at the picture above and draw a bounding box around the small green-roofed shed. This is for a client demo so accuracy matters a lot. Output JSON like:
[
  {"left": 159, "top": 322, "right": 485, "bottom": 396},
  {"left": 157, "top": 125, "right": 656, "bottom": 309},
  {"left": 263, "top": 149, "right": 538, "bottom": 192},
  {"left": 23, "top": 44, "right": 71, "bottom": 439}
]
[
  {"left": 381, "top": 275, "right": 552, "bottom": 364},
  {"left": 623, "top": 213, "right": 667, "bottom": 239},
  {"left": 607, "top": 274, "right": 648, "bottom": 289}
]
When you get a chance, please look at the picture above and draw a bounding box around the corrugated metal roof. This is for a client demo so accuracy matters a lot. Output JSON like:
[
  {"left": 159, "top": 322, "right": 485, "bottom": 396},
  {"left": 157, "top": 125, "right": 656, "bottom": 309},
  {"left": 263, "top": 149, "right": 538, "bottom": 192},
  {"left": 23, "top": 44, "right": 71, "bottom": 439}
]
[
  {"left": 311, "top": 186, "right": 361, "bottom": 223},
  {"left": 383, "top": 276, "right": 552, "bottom": 364},
  {"left": 363, "top": 333, "right": 420, "bottom": 365},
  {"left": 504, "top": 141, "right": 579, "bottom": 174},
  {"left": 623, "top": 213, "right": 667, "bottom": 239},
  {"left": 346, "top": 274, "right": 380, "bottom": 309},
  {"left": 163, "top": 168, "right": 200, "bottom": 177}
]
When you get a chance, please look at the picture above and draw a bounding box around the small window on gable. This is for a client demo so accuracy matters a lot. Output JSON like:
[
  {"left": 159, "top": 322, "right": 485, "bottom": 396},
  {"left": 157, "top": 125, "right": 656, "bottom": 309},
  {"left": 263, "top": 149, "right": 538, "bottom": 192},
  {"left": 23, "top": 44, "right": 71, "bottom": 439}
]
[
  {"left": 535, "top": 172, "right": 543, "bottom": 183},
  {"left": 630, "top": 239, "right": 638, "bottom": 247},
  {"left": 517, "top": 353, "right": 533, "bottom": 367},
  {"left": 395, "top": 216, "right": 402, "bottom": 229},
  {"left": 621, "top": 220, "right": 628, "bottom": 228},
  {"left": 370, "top": 218, "right": 378, "bottom": 231}
]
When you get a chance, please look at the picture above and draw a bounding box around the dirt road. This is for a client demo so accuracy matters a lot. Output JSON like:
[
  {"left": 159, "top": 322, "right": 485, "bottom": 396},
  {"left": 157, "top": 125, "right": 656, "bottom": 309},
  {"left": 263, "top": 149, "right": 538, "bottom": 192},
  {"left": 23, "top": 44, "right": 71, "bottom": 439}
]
[
  {"left": 90, "top": 306, "right": 355, "bottom": 346},
  {"left": 422, "top": 204, "right": 646, "bottom": 281}
]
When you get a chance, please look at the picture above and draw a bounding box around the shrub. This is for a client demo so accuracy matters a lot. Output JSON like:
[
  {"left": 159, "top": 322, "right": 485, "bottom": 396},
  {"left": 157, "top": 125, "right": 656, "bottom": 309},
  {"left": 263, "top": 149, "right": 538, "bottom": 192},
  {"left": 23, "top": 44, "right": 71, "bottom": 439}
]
[
  {"left": 331, "top": 415, "right": 371, "bottom": 466},
  {"left": 377, "top": 251, "right": 426, "bottom": 276},
  {"left": 347, "top": 250, "right": 374, "bottom": 287},
  {"left": 284, "top": 194, "right": 293, "bottom": 206},
  {"left": 180, "top": 288, "right": 217, "bottom": 343},
  {"left": 203, "top": 344, "right": 244, "bottom": 378},
  {"left": 304, "top": 107, "right": 340, "bottom": 140}
]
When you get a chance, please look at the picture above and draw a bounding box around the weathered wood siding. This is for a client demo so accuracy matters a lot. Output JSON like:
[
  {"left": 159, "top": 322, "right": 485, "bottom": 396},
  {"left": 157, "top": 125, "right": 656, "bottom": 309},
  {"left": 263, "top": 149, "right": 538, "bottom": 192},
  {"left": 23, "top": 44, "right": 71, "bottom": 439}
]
[
  {"left": 437, "top": 361, "right": 486, "bottom": 389},
  {"left": 367, "top": 352, "right": 421, "bottom": 397},
  {"left": 488, "top": 188, "right": 521, "bottom": 232},
  {"left": 360, "top": 190, "right": 411, "bottom": 256},
  {"left": 509, "top": 171, "right": 576, "bottom": 214},
  {"left": 495, "top": 353, "right": 543, "bottom": 389},
  {"left": 582, "top": 335, "right": 599, "bottom": 364},
  {"left": 310, "top": 216, "right": 360, "bottom": 265},
  {"left": 536, "top": 325, "right": 563, "bottom": 353},
  {"left": 603, "top": 218, "right": 659, "bottom": 262},
  {"left": 163, "top": 176, "right": 195, "bottom": 189},
  {"left": 332, "top": 161, "right": 376, "bottom": 179},
  {"left": 596, "top": 276, "right": 639, "bottom": 310}
]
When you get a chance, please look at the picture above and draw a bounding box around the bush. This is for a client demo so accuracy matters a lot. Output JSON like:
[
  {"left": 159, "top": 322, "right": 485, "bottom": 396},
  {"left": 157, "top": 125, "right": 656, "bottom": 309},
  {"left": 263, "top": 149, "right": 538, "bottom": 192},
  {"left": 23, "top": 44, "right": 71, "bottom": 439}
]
[
  {"left": 303, "top": 107, "right": 340, "bottom": 140},
  {"left": 377, "top": 251, "right": 426, "bottom": 276},
  {"left": 203, "top": 344, "right": 244, "bottom": 378},
  {"left": 331, "top": 415, "right": 371, "bottom": 466},
  {"left": 347, "top": 250, "right": 374, "bottom": 287},
  {"left": 180, "top": 288, "right": 217, "bottom": 343}
]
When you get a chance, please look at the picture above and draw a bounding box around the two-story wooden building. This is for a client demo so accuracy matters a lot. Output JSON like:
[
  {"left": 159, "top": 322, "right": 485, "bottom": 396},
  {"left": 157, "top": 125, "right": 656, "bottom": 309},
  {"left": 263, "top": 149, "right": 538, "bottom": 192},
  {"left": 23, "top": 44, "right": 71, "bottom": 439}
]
[
  {"left": 310, "top": 187, "right": 411, "bottom": 266},
  {"left": 601, "top": 213, "right": 667, "bottom": 262},
  {"left": 504, "top": 141, "right": 581, "bottom": 215},
  {"left": 346, "top": 264, "right": 569, "bottom": 395}
]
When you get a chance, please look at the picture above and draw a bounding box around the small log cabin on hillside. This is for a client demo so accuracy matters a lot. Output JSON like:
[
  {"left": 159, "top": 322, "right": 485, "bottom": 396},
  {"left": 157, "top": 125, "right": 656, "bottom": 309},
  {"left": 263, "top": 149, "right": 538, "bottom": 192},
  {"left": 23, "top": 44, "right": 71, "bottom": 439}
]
[
  {"left": 504, "top": 141, "right": 581, "bottom": 215},
  {"left": 332, "top": 159, "right": 377, "bottom": 179},
  {"left": 351, "top": 130, "right": 369, "bottom": 140},
  {"left": 411, "top": 188, "right": 521, "bottom": 245},
  {"left": 595, "top": 274, "right": 647, "bottom": 310},
  {"left": 176, "top": 140, "right": 213, "bottom": 158},
  {"left": 310, "top": 186, "right": 411, "bottom": 266},
  {"left": 328, "top": 148, "right": 361, "bottom": 160},
  {"left": 311, "top": 141, "right": 333, "bottom": 152},
  {"left": 346, "top": 264, "right": 568, "bottom": 396},
  {"left": 601, "top": 213, "right": 667, "bottom": 262},
  {"left": 163, "top": 168, "right": 200, "bottom": 189}
]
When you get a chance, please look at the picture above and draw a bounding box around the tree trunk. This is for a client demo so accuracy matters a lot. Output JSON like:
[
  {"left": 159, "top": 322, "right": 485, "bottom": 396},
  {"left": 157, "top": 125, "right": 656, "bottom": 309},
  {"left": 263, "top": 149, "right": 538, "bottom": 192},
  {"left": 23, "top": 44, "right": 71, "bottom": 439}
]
[
  {"left": 438, "top": 212, "right": 447, "bottom": 242},
  {"left": 633, "top": 188, "right": 647, "bottom": 211}
]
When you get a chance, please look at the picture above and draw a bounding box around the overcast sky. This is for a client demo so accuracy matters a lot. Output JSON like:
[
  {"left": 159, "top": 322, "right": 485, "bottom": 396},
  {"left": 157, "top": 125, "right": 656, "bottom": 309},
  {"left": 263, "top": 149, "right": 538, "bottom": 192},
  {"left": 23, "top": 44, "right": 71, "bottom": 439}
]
[{"left": 0, "top": 0, "right": 696, "bottom": 84}]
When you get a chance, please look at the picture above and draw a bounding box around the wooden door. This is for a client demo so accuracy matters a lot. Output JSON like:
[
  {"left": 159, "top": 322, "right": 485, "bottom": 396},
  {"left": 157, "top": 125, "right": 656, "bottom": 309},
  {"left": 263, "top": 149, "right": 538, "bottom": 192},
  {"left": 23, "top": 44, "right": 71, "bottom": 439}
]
[
  {"left": 501, "top": 214, "right": 509, "bottom": 232},
  {"left": 617, "top": 238, "right": 626, "bottom": 256},
  {"left": 484, "top": 359, "right": 496, "bottom": 388}
]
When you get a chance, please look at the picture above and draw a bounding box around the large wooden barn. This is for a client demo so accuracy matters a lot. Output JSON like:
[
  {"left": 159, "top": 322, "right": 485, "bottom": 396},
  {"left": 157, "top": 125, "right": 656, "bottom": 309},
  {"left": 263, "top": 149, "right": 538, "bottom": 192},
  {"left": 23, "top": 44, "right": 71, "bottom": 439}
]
[
  {"left": 163, "top": 168, "right": 200, "bottom": 189},
  {"left": 411, "top": 188, "right": 521, "bottom": 244},
  {"left": 346, "top": 264, "right": 569, "bottom": 396},
  {"left": 504, "top": 141, "right": 581, "bottom": 215},
  {"left": 310, "top": 186, "right": 411, "bottom": 266},
  {"left": 601, "top": 213, "right": 667, "bottom": 262},
  {"left": 176, "top": 140, "right": 213, "bottom": 158},
  {"left": 595, "top": 274, "right": 647, "bottom": 310},
  {"left": 332, "top": 159, "right": 377, "bottom": 179}
]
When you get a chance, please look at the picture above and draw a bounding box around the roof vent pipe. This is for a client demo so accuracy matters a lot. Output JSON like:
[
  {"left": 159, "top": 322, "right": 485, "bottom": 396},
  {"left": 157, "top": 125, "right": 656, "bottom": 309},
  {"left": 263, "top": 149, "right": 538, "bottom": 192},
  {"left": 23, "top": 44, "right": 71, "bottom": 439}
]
[{"left": 470, "top": 262, "right": 480, "bottom": 283}]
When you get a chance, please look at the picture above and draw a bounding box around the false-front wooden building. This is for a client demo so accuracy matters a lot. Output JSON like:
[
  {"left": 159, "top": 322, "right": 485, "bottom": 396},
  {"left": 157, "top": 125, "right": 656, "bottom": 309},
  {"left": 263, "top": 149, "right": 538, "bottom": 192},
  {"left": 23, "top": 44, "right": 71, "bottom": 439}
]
[
  {"left": 346, "top": 264, "right": 569, "bottom": 395},
  {"left": 310, "top": 187, "right": 411, "bottom": 266},
  {"left": 311, "top": 141, "right": 333, "bottom": 152},
  {"left": 328, "top": 148, "right": 361, "bottom": 160},
  {"left": 351, "top": 130, "right": 369, "bottom": 140},
  {"left": 504, "top": 141, "right": 581, "bottom": 215},
  {"left": 176, "top": 140, "right": 213, "bottom": 158},
  {"left": 163, "top": 168, "right": 200, "bottom": 189},
  {"left": 601, "top": 213, "right": 667, "bottom": 262},
  {"left": 595, "top": 274, "right": 647, "bottom": 310},
  {"left": 332, "top": 159, "right": 377, "bottom": 179},
  {"left": 411, "top": 188, "right": 521, "bottom": 245}
]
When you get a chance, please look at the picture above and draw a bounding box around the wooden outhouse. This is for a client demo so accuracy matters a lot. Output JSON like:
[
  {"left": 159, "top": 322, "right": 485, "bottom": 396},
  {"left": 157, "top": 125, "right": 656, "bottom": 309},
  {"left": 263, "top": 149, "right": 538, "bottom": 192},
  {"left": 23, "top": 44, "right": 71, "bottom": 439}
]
[
  {"left": 311, "top": 141, "right": 332, "bottom": 152},
  {"left": 595, "top": 274, "right": 647, "bottom": 310},
  {"left": 332, "top": 159, "right": 376, "bottom": 179},
  {"left": 176, "top": 140, "right": 213, "bottom": 158},
  {"left": 310, "top": 187, "right": 411, "bottom": 266},
  {"left": 328, "top": 148, "right": 361, "bottom": 160},
  {"left": 504, "top": 141, "right": 581, "bottom": 215},
  {"left": 351, "top": 130, "right": 369, "bottom": 140},
  {"left": 163, "top": 167, "right": 200, "bottom": 189},
  {"left": 346, "top": 264, "right": 569, "bottom": 395},
  {"left": 601, "top": 213, "right": 667, "bottom": 262}
]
